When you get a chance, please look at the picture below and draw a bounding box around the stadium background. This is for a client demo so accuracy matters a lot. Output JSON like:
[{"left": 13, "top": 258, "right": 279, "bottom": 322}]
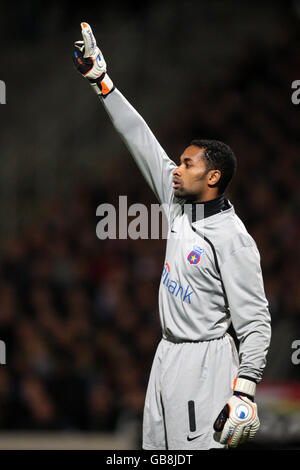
[{"left": 0, "top": 0, "right": 299, "bottom": 450}]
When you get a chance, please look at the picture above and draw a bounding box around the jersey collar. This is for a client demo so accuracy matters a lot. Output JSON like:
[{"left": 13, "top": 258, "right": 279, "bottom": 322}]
[{"left": 182, "top": 195, "right": 231, "bottom": 222}]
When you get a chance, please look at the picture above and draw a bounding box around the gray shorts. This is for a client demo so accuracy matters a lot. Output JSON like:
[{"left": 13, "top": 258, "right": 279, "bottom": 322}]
[{"left": 142, "top": 333, "right": 239, "bottom": 450}]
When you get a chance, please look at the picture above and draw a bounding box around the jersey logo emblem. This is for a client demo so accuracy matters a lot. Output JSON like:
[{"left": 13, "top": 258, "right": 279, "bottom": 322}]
[{"left": 187, "top": 246, "right": 204, "bottom": 265}]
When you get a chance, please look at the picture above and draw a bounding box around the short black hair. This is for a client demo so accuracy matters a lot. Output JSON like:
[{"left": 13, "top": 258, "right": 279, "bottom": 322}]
[{"left": 190, "top": 139, "right": 237, "bottom": 194}]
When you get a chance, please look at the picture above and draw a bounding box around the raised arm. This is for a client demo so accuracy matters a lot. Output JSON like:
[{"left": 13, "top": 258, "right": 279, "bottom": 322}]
[{"left": 73, "top": 22, "right": 177, "bottom": 206}]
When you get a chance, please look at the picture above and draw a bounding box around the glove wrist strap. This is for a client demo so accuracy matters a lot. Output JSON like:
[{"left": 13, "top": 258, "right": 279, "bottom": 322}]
[
  {"left": 233, "top": 377, "right": 256, "bottom": 398},
  {"left": 89, "top": 73, "right": 114, "bottom": 97}
]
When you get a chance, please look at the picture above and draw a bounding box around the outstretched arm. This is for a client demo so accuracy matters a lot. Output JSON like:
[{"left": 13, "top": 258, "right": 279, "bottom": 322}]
[{"left": 73, "top": 22, "right": 177, "bottom": 206}]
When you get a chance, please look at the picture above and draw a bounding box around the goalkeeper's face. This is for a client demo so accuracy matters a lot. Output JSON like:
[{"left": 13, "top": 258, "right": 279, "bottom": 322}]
[{"left": 172, "top": 145, "right": 221, "bottom": 202}]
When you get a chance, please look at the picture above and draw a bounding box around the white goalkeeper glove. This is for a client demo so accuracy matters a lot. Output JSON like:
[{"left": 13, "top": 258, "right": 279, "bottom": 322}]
[
  {"left": 72, "top": 22, "right": 114, "bottom": 97},
  {"left": 213, "top": 377, "right": 260, "bottom": 448}
]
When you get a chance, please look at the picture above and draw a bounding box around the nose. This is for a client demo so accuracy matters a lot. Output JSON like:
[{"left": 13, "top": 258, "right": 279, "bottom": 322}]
[{"left": 173, "top": 166, "right": 181, "bottom": 176}]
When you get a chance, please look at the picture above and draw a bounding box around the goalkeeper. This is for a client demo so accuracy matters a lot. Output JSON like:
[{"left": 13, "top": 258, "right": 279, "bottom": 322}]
[{"left": 72, "top": 23, "right": 271, "bottom": 450}]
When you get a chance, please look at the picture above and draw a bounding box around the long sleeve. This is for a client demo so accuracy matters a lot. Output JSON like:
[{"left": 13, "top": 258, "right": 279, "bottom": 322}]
[
  {"left": 220, "top": 243, "right": 271, "bottom": 383},
  {"left": 101, "top": 88, "right": 177, "bottom": 206}
]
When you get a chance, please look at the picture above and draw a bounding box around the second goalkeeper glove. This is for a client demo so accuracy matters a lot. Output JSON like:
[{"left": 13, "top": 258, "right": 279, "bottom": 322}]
[
  {"left": 213, "top": 377, "right": 260, "bottom": 448},
  {"left": 72, "top": 22, "right": 114, "bottom": 98}
]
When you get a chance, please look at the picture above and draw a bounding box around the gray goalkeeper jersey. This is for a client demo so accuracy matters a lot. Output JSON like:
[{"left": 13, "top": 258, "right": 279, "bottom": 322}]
[{"left": 101, "top": 88, "right": 271, "bottom": 383}]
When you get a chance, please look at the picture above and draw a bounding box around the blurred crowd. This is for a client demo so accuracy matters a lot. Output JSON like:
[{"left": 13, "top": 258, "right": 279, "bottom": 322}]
[
  {"left": 0, "top": 180, "right": 165, "bottom": 434},
  {"left": 0, "top": 5, "right": 299, "bottom": 439},
  {"left": 0, "top": 194, "right": 162, "bottom": 437}
]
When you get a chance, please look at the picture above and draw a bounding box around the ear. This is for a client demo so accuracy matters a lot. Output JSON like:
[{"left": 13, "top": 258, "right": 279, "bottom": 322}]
[{"left": 207, "top": 169, "right": 221, "bottom": 187}]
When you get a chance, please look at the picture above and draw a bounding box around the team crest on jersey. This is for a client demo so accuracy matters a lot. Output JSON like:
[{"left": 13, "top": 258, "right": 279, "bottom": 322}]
[{"left": 187, "top": 245, "right": 204, "bottom": 265}]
